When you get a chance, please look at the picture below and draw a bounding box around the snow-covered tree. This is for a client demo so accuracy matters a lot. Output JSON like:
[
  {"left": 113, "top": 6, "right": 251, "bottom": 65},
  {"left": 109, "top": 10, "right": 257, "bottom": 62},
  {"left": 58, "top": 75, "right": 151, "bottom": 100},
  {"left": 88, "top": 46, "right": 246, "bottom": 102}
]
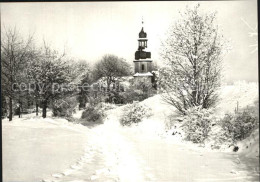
[
  {"left": 1, "top": 27, "right": 34, "bottom": 121},
  {"left": 67, "top": 59, "right": 91, "bottom": 84},
  {"left": 93, "top": 54, "right": 132, "bottom": 102},
  {"left": 67, "top": 60, "right": 92, "bottom": 109},
  {"left": 27, "top": 42, "right": 70, "bottom": 118},
  {"left": 159, "top": 4, "right": 228, "bottom": 114}
]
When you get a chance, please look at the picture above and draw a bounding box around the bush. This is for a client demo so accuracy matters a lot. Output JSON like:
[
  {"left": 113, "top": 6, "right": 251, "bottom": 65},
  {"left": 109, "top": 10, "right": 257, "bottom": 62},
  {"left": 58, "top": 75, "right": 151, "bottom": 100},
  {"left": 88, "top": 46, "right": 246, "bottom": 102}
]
[
  {"left": 52, "top": 97, "right": 78, "bottom": 117},
  {"left": 220, "top": 108, "right": 258, "bottom": 142},
  {"left": 81, "top": 104, "right": 104, "bottom": 123},
  {"left": 119, "top": 80, "right": 157, "bottom": 104},
  {"left": 205, "top": 125, "right": 233, "bottom": 150},
  {"left": 120, "top": 89, "right": 143, "bottom": 103},
  {"left": 181, "top": 107, "right": 215, "bottom": 143},
  {"left": 107, "top": 91, "right": 126, "bottom": 104},
  {"left": 99, "top": 102, "right": 117, "bottom": 111},
  {"left": 121, "top": 88, "right": 157, "bottom": 104},
  {"left": 120, "top": 102, "right": 151, "bottom": 126}
]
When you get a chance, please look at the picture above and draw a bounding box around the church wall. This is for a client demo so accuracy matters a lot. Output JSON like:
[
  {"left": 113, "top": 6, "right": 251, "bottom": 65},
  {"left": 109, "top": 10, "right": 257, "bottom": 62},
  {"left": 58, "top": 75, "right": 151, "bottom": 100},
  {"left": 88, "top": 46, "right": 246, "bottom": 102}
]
[
  {"left": 134, "top": 62, "right": 139, "bottom": 73},
  {"left": 134, "top": 61, "right": 153, "bottom": 73},
  {"left": 142, "top": 62, "right": 147, "bottom": 73},
  {"left": 135, "top": 62, "right": 142, "bottom": 73},
  {"left": 147, "top": 62, "right": 152, "bottom": 72}
]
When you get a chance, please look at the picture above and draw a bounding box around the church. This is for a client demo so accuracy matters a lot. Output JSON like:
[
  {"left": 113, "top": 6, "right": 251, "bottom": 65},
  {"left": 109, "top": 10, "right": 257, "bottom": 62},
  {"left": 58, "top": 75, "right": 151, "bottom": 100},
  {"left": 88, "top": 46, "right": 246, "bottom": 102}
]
[{"left": 133, "top": 21, "right": 156, "bottom": 88}]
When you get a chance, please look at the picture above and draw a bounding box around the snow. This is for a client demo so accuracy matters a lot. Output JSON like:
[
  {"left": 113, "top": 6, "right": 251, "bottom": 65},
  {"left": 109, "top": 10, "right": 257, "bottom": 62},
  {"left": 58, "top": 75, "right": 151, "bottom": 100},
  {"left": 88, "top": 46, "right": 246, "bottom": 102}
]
[
  {"left": 133, "top": 72, "right": 153, "bottom": 77},
  {"left": 237, "top": 129, "right": 259, "bottom": 158},
  {"left": 138, "top": 38, "right": 148, "bottom": 40},
  {"left": 2, "top": 115, "right": 90, "bottom": 182},
  {"left": 216, "top": 81, "right": 258, "bottom": 115},
  {"left": 2, "top": 81, "right": 259, "bottom": 182},
  {"left": 137, "top": 81, "right": 258, "bottom": 136},
  {"left": 72, "top": 109, "right": 84, "bottom": 119}
]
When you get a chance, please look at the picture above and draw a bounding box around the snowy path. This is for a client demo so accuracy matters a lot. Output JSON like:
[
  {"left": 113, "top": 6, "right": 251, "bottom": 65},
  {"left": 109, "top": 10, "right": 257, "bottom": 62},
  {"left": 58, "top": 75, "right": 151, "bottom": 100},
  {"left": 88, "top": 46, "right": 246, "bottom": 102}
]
[
  {"left": 3, "top": 113, "right": 259, "bottom": 182},
  {"left": 45, "top": 114, "right": 259, "bottom": 182},
  {"left": 123, "top": 132, "right": 259, "bottom": 182},
  {"left": 2, "top": 117, "right": 89, "bottom": 182}
]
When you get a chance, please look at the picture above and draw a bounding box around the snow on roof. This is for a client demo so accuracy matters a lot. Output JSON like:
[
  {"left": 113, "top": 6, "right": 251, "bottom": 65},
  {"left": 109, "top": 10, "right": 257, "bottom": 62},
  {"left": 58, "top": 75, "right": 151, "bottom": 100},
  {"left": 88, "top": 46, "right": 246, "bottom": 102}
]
[
  {"left": 133, "top": 72, "right": 153, "bottom": 77},
  {"left": 138, "top": 38, "right": 148, "bottom": 40}
]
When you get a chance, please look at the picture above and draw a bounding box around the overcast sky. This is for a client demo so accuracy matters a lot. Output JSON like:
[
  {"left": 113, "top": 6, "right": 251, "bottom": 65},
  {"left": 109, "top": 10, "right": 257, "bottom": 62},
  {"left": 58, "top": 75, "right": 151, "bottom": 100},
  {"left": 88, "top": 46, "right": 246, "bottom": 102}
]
[{"left": 1, "top": 1, "right": 258, "bottom": 83}]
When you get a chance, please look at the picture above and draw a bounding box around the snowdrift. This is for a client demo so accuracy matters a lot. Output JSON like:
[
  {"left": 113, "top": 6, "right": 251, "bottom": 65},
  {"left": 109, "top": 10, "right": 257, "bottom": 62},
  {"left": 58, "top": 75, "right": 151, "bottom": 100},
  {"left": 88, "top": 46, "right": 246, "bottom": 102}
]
[
  {"left": 114, "top": 81, "right": 258, "bottom": 153},
  {"left": 216, "top": 81, "right": 258, "bottom": 115}
]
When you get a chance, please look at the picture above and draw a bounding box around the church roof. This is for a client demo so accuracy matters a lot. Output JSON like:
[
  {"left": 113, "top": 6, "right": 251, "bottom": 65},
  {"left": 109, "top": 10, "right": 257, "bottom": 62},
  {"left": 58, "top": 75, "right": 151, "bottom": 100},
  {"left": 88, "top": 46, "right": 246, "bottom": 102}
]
[
  {"left": 139, "top": 27, "right": 147, "bottom": 38},
  {"left": 133, "top": 72, "right": 153, "bottom": 77}
]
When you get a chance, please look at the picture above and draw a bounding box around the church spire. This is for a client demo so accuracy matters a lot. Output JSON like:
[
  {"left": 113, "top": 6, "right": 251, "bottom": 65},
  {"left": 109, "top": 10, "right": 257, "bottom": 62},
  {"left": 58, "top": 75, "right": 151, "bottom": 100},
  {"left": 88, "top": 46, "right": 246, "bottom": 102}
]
[
  {"left": 139, "top": 17, "right": 147, "bottom": 39},
  {"left": 135, "top": 17, "right": 151, "bottom": 60}
]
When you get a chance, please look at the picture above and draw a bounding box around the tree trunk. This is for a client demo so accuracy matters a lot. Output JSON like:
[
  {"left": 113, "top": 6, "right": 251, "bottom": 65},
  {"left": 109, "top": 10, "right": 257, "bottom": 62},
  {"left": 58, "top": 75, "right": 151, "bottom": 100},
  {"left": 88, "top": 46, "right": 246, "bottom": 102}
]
[
  {"left": 18, "top": 100, "right": 21, "bottom": 118},
  {"left": 106, "top": 78, "right": 112, "bottom": 103},
  {"left": 20, "top": 102, "right": 23, "bottom": 118},
  {"left": 8, "top": 97, "right": 12, "bottom": 121},
  {"left": 42, "top": 100, "right": 47, "bottom": 118},
  {"left": 36, "top": 102, "right": 39, "bottom": 116}
]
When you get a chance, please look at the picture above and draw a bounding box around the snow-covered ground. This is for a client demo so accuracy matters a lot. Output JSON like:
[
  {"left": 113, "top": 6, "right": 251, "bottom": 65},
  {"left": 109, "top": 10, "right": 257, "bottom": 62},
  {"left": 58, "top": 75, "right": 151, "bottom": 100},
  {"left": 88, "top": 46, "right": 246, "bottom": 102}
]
[
  {"left": 2, "top": 115, "right": 90, "bottom": 182},
  {"left": 2, "top": 82, "right": 259, "bottom": 182},
  {"left": 216, "top": 81, "right": 258, "bottom": 115}
]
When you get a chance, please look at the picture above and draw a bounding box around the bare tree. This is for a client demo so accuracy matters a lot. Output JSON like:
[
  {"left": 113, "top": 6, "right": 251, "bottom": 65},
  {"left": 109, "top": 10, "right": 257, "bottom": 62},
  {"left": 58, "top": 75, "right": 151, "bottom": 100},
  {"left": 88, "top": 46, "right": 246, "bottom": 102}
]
[
  {"left": 1, "top": 27, "right": 34, "bottom": 121},
  {"left": 159, "top": 4, "right": 228, "bottom": 114}
]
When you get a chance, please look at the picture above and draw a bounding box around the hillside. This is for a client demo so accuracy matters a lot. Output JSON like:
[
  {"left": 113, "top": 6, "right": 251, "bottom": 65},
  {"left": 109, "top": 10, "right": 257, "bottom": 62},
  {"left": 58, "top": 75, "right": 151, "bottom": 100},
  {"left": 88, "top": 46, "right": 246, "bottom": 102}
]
[{"left": 122, "top": 82, "right": 259, "bottom": 154}]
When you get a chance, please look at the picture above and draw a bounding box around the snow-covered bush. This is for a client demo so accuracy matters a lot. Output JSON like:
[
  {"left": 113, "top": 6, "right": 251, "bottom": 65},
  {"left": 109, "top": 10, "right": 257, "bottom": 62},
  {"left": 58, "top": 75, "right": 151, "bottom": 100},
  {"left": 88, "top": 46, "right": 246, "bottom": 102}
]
[
  {"left": 81, "top": 105, "right": 104, "bottom": 123},
  {"left": 120, "top": 79, "right": 157, "bottom": 104},
  {"left": 121, "top": 89, "right": 146, "bottom": 103},
  {"left": 181, "top": 107, "right": 216, "bottom": 143},
  {"left": 120, "top": 103, "right": 152, "bottom": 126},
  {"left": 122, "top": 88, "right": 157, "bottom": 104},
  {"left": 107, "top": 90, "right": 126, "bottom": 104},
  {"left": 52, "top": 97, "right": 78, "bottom": 117},
  {"left": 220, "top": 108, "right": 258, "bottom": 142},
  {"left": 99, "top": 102, "right": 117, "bottom": 111},
  {"left": 205, "top": 125, "right": 233, "bottom": 150},
  {"left": 88, "top": 94, "right": 103, "bottom": 106}
]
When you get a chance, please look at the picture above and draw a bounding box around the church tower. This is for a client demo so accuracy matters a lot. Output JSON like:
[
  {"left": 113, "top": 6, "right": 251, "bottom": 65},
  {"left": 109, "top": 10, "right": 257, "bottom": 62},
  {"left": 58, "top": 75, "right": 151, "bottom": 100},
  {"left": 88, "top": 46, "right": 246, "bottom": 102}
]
[{"left": 133, "top": 20, "right": 153, "bottom": 78}]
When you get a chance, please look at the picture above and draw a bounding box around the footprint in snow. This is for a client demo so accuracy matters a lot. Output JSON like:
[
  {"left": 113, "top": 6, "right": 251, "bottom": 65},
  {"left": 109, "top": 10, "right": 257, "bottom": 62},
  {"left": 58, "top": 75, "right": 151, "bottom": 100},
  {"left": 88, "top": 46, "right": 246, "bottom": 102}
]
[
  {"left": 62, "top": 168, "right": 75, "bottom": 176},
  {"left": 41, "top": 179, "right": 55, "bottom": 182},
  {"left": 70, "top": 164, "right": 82, "bottom": 170},
  {"left": 51, "top": 173, "right": 63, "bottom": 178}
]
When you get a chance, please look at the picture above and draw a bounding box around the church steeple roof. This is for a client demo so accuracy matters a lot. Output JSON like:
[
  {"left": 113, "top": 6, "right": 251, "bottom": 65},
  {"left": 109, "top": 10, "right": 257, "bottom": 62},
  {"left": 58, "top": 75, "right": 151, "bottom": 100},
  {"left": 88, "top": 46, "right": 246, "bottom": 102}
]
[
  {"left": 139, "top": 18, "right": 147, "bottom": 38},
  {"left": 139, "top": 27, "right": 147, "bottom": 38}
]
